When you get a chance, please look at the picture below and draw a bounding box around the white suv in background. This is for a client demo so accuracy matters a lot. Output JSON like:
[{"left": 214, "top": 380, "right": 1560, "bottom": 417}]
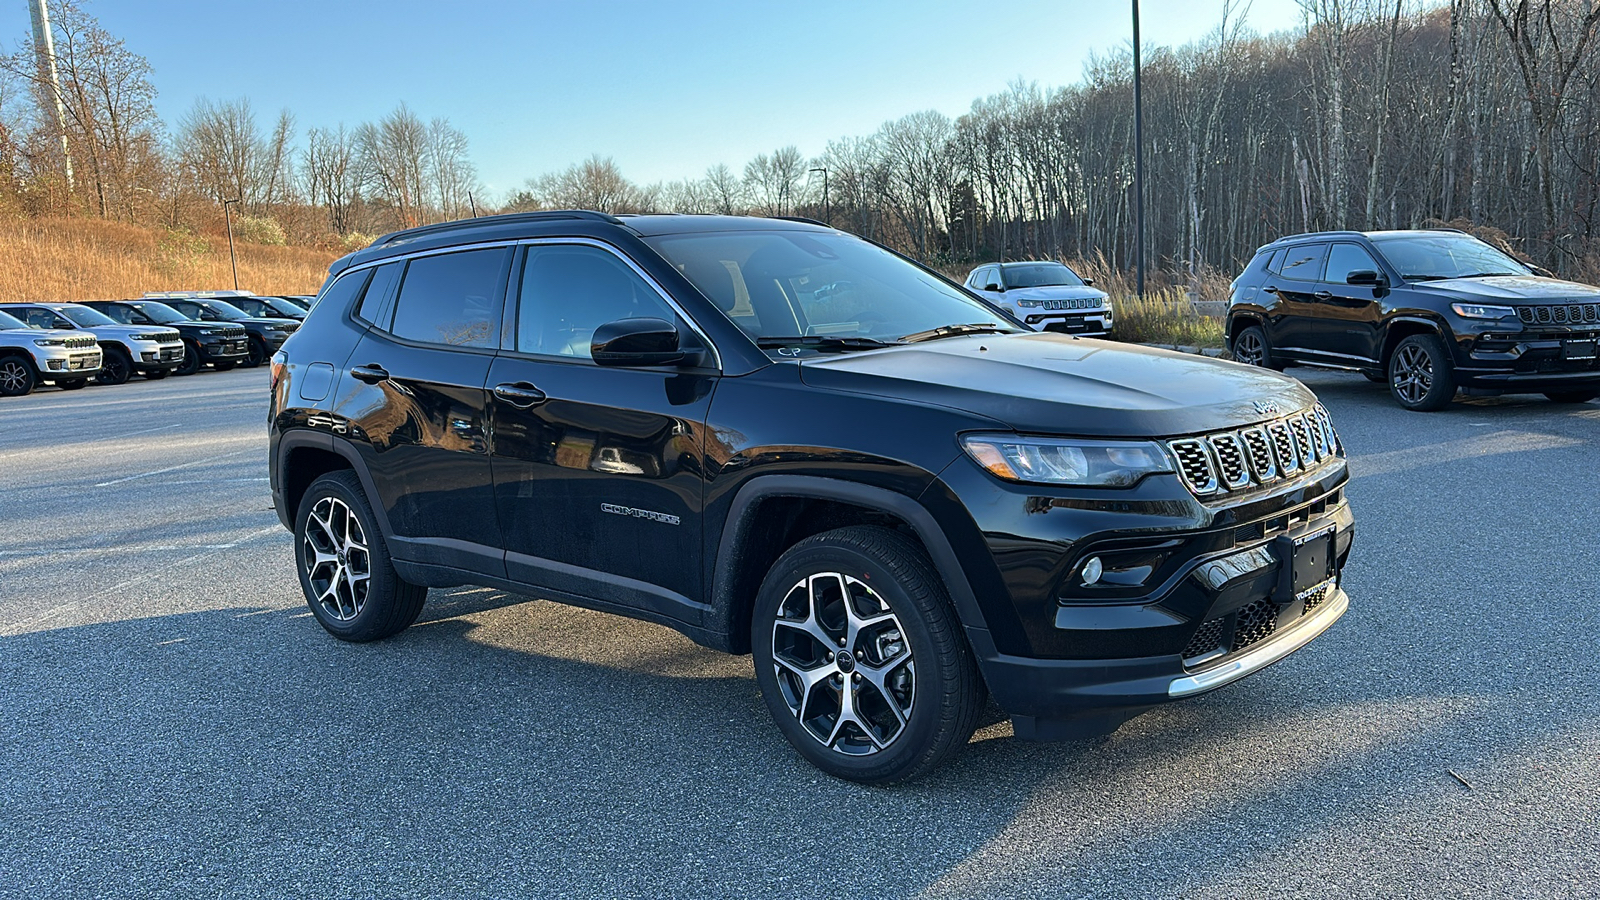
[
  {"left": 0, "top": 307, "right": 102, "bottom": 395},
  {"left": 966, "top": 261, "right": 1114, "bottom": 335},
  {"left": 3, "top": 302, "right": 184, "bottom": 385}
]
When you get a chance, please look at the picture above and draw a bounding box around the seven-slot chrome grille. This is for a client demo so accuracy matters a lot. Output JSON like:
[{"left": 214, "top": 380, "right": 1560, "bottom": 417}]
[
  {"left": 1517, "top": 303, "right": 1600, "bottom": 326},
  {"left": 1167, "top": 404, "right": 1342, "bottom": 497}
]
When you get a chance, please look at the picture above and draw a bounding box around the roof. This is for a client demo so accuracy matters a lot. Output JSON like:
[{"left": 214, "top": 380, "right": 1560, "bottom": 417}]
[{"left": 1265, "top": 227, "right": 1470, "bottom": 248}]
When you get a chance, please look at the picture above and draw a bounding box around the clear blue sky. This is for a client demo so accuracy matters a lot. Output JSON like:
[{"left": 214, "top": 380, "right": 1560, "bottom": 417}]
[{"left": 11, "top": 0, "right": 1306, "bottom": 199}]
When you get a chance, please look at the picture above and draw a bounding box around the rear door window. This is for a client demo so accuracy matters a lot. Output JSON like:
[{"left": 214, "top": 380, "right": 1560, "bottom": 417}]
[
  {"left": 1277, "top": 243, "right": 1330, "bottom": 282},
  {"left": 388, "top": 249, "right": 509, "bottom": 348}
]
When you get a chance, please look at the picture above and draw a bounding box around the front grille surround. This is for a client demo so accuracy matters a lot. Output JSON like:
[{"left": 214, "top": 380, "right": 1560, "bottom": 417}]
[
  {"left": 1167, "top": 404, "right": 1341, "bottom": 498},
  {"left": 1518, "top": 303, "right": 1600, "bottom": 326}
]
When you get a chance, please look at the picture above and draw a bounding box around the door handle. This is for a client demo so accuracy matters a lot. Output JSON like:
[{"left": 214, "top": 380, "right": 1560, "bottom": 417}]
[
  {"left": 493, "top": 382, "right": 548, "bottom": 408},
  {"left": 1263, "top": 285, "right": 1278, "bottom": 294},
  {"left": 1313, "top": 291, "right": 1333, "bottom": 300},
  {"left": 350, "top": 363, "right": 389, "bottom": 384}
]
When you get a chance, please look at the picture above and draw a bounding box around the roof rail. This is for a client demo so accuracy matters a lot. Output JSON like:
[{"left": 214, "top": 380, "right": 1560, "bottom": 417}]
[
  {"left": 771, "top": 215, "right": 830, "bottom": 227},
  {"left": 1268, "top": 230, "right": 1367, "bottom": 245},
  {"left": 1425, "top": 225, "right": 1469, "bottom": 234},
  {"left": 374, "top": 210, "right": 624, "bottom": 247},
  {"left": 142, "top": 290, "right": 257, "bottom": 298}
]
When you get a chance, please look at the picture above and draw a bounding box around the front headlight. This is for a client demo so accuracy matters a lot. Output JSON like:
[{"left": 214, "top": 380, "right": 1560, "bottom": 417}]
[
  {"left": 961, "top": 434, "right": 1173, "bottom": 487},
  {"left": 32, "top": 337, "right": 65, "bottom": 347},
  {"left": 1451, "top": 302, "right": 1516, "bottom": 319},
  {"left": 131, "top": 333, "right": 165, "bottom": 341}
]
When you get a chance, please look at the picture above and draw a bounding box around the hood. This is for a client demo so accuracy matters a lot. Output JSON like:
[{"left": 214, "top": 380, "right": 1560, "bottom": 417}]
[
  {"left": 796, "top": 332, "right": 1314, "bottom": 437},
  {"left": 1413, "top": 275, "right": 1600, "bottom": 302},
  {"left": 81, "top": 324, "right": 182, "bottom": 342},
  {"left": 0, "top": 326, "right": 86, "bottom": 342},
  {"left": 241, "top": 317, "right": 298, "bottom": 328},
  {"left": 998, "top": 285, "right": 1108, "bottom": 303}
]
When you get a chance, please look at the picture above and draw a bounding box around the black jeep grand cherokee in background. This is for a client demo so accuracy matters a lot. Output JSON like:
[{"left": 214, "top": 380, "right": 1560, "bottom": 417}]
[
  {"left": 1228, "top": 229, "right": 1600, "bottom": 410},
  {"left": 270, "top": 211, "right": 1355, "bottom": 783}
]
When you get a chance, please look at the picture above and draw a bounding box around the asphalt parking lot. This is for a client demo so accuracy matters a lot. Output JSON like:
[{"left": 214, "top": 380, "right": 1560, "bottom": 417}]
[{"left": 1, "top": 367, "right": 1597, "bottom": 899}]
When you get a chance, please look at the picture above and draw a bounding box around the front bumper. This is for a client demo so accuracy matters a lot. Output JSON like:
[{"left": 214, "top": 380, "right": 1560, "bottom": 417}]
[
  {"left": 199, "top": 337, "right": 250, "bottom": 361},
  {"left": 1456, "top": 324, "right": 1600, "bottom": 389},
  {"left": 1023, "top": 309, "right": 1113, "bottom": 335},
  {"left": 36, "top": 346, "right": 102, "bottom": 378},
  {"left": 132, "top": 341, "right": 185, "bottom": 372}
]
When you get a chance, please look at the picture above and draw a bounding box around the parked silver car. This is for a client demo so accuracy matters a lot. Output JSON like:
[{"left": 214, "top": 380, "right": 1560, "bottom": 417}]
[
  {"left": 965, "top": 261, "right": 1113, "bottom": 335},
  {"left": 3, "top": 302, "right": 183, "bottom": 385},
  {"left": 0, "top": 307, "right": 102, "bottom": 395}
]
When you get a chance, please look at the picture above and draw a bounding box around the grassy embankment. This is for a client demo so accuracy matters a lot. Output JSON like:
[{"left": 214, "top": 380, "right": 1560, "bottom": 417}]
[{"left": 0, "top": 218, "right": 339, "bottom": 301}]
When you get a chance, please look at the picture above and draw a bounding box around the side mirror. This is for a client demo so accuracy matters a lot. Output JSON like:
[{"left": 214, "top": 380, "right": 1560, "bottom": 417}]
[
  {"left": 1082, "top": 278, "right": 1095, "bottom": 287},
  {"left": 591, "top": 317, "right": 691, "bottom": 367},
  {"left": 985, "top": 283, "right": 1005, "bottom": 293},
  {"left": 1346, "top": 269, "right": 1385, "bottom": 286},
  {"left": 1528, "top": 264, "right": 1554, "bottom": 278}
]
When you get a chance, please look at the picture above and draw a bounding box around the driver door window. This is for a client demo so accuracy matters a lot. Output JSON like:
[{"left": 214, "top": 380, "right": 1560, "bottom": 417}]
[{"left": 516, "top": 244, "right": 687, "bottom": 360}]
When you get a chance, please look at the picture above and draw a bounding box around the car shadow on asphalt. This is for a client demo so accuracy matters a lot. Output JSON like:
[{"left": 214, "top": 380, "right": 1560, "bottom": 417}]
[{"left": 2, "top": 592, "right": 1594, "bottom": 898}]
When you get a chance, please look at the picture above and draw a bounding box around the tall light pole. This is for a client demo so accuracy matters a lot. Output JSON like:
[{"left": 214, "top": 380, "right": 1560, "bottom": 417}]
[
  {"left": 222, "top": 198, "right": 241, "bottom": 290},
  {"left": 28, "top": 0, "right": 73, "bottom": 193},
  {"left": 809, "top": 166, "right": 829, "bottom": 225},
  {"left": 1132, "top": 0, "right": 1147, "bottom": 298}
]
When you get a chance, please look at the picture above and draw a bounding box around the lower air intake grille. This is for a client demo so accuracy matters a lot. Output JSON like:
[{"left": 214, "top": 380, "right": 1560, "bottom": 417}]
[
  {"left": 1232, "top": 598, "right": 1278, "bottom": 652},
  {"left": 1183, "top": 617, "right": 1227, "bottom": 661}
]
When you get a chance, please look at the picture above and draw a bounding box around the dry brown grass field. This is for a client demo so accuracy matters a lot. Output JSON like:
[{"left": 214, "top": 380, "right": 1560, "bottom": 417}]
[{"left": 0, "top": 218, "right": 339, "bottom": 301}]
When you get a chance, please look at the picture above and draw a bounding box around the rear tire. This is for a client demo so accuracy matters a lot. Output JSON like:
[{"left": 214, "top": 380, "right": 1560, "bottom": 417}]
[
  {"left": 750, "top": 525, "right": 985, "bottom": 785},
  {"left": 1388, "top": 333, "right": 1456, "bottom": 411},
  {"left": 96, "top": 346, "right": 132, "bottom": 385},
  {"left": 1545, "top": 389, "right": 1599, "bottom": 404},
  {"left": 0, "top": 356, "right": 37, "bottom": 396},
  {"left": 295, "top": 471, "right": 426, "bottom": 642},
  {"left": 175, "top": 342, "right": 201, "bottom": 376},
  {"left": 1231, "top": 325, "right": 1282, "bottom": 371}
]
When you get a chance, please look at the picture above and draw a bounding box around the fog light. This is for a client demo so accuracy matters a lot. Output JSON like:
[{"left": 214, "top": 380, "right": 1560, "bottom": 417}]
[
  {"left": 141, "top": 351, "right": 157, "bottom": 362},
  {"left": 1081, "top": 556, "right": 1104, "bottom": 585},
  {"left": 47, "top": 359, "right": 64, "bottom": 370}
]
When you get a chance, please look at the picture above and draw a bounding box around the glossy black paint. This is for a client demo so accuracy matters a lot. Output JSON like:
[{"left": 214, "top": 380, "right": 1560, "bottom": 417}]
[
  {"left": 164, "top": 298, "right": 299, "bottom": 359},
  {"left": 1229, "top": 229, "right": 1600, "bottom": 390},
  {"left": 82, "top": 301, "right": 249, "bottom": 366},
  {"left": 272, "top": 212, "right": 1356, "bottom": 728}
]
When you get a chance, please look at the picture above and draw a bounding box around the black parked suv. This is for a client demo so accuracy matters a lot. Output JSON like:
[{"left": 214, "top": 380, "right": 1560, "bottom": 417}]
[
  {"left": 157, "top": 296, "right": 300, "bottom": 367},
  {"left": 83, "top": 300, "right": 250, "bottom": 375},
  {"left": 270, "top": 211, "right": 1356, "bottom": 783},
  {"left": 1227, "top": 229, "right": 1600, "bottom": 410}
]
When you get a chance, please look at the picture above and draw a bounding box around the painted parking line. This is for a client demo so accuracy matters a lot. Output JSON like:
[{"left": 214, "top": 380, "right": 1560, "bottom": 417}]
[{"left": 93, "top": 449, "right": 254, "bottom": 487}]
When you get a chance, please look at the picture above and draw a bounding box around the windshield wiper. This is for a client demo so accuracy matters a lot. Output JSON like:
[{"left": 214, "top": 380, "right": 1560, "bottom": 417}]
[
  {"left": 1451, "top": 272, "right": 1524, "bottom": 279},
  {"left": 899, "top": 323, "right": 1012, "bottom": 343},
  {"left": 755, "top": 335, "right": 900, "bottom": 352}
]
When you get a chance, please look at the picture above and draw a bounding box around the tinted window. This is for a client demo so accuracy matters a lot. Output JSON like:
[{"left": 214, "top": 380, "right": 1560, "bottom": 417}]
[
  {"left": 96, "top": 304, "right": 138, "bottom": 325},
  {"left": 0, "top": 310, "right": 27, "bottom": 330},
  {"left": 355, "top": 263, "right": 400, "bottom": 325},
  {"left": 1278, "top": 243, "right": 1329, "bottom": 281},
  {"left": 128, "top": 302, "right": 187, "bottom": 324},
  {"left": 1370, "top": 233, "right": 1529, "bottom": 280},
  {"left": 1324, "top": 243, "right": 1381, "bottom": 284},
  {"left": 516, "top": 244, "right": 684, "bottom": 359},
  {"left": 970, "top": 266, "right": 992, "bottom": 288},
  {"left": 58, "top": 306, "right": 118, "bottom": 327},
  {"left": 390, "top": 248, "right": 508, "bottom": 348},
  {"left": 15, "top": 308, "right": 67, "bottom": 329},
  {"left": 1002, "top": 263, "right": 1085, "bottom": 288}
]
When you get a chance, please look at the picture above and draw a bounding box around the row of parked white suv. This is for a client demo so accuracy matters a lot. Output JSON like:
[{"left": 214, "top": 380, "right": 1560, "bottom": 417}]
[{"left": 0, "top": 291, "right": 311, "bottom": 397}]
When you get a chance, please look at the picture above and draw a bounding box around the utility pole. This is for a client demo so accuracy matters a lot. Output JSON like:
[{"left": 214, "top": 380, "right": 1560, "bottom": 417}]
[
  {"left": 222, "top": 198, "right": 241, "bottom": 290},
  {"left": 1133, "top": 0, "right": 1147, "bottom": 298},
  {"left": 28, "top": 0, "right": 73, "bottom": 192}
]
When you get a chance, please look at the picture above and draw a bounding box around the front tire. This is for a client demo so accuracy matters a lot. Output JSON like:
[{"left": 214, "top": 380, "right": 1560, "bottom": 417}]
[
  {"left": 0, "top": 356, "right": 36, "bottom": 396},
  {"left": 243, "top": 336, "right": 267, "bottom": 368},
  {"left": 96, "top": 346, "right": 132, "bottom": 385},
  {"left": 294, "top": 471, "right": 426, "bottom": 642},
  {"left": 1388, "top": 333, "right": 1456, "bottom": 411},
  {"left": 751, "top": 525, "right": 985, "bottom": 785},
  {"left": 175, "top": 342, "right": 201, "bottom": 376},
  {"left": 1545, "top": 389, "right": 1599, "bottom": 404}
]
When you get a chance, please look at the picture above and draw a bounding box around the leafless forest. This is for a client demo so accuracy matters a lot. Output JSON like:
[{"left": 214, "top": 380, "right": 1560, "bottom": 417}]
[{"left": 5, "top": 0, "right": 1600, "bottom": 286}]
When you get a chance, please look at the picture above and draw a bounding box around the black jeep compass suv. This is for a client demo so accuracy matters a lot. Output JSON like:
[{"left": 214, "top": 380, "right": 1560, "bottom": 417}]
[
  {"left": 270, "top": 211, "right": 1356, "bottom": 783},
  {"left": 1227, "top": 229, "right": 1600, "bottom": 410}
]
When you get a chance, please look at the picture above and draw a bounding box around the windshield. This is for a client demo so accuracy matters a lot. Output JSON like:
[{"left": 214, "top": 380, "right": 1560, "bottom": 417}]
[
  {"left": 1371, "top": 234, "right": 1531, "bottom": 281},
  {"left": 174, "top": 300, "right": 250, "bottom": 321},
  {"left": 129, "top": 302, "right": 188, "bottom": 324},
  {"left": 1003, "top": 262, "right": 1085, "bottom": 288},
  {"left": 59, "top": 305, "right": 119, "bottom": 327},
  {"left": 645, "top": 230, "right": 1018, "bottom": 345},
  {"left": 265, "top": 297, "right": 306, "bottom": 316},
  {"left": 0, "top": 310, "right": 27, "bottom": 330}
]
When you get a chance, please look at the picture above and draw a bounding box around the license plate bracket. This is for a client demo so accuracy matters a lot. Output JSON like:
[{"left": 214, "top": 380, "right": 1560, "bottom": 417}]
[
  {"left": 1273, "top": 526, "right": 1335, "bottom": 603},
  {"left": 1562, "top": 339, "right": 1597, "bottom": 361}
]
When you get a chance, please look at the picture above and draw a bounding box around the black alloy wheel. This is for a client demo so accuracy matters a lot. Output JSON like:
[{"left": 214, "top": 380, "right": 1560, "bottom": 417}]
[
  {"left": 295, "top": 471, "right": 426, "bottom": 642},
  {"left": 0, "top": 356, "right": 36, "bottom": 396},
  {"left": 1231, "top": 325, "right": 1281, "bottom": 370},
  {"left": 751, "top": 525, "right": 984, "bottom": 785},
  {"left": 1388, "top": 333, "right": 1456, "bottom": 411},
  {"left": 175, "top": 342, "right": 201, "bottom": 376},
  {"left": 243, "top": 337, "right": 267, "bottom": 368},
  {"left": 96, "top": 347, "right": 132, "bottom": 385}
]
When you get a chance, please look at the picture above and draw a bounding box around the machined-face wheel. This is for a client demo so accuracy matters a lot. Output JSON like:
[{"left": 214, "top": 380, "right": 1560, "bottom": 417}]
[
  {"left": 1391, "top": 343, "right": 1433, "bottom": 405},
  {"left": 301, "top": 496, "right": 372, "bottom": 621},
  {"left": 0, "top": 358, "right": 32, "bottom": 394},
  {"left": 772, "top": 572, "right": 915, "bottom": 756}
]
